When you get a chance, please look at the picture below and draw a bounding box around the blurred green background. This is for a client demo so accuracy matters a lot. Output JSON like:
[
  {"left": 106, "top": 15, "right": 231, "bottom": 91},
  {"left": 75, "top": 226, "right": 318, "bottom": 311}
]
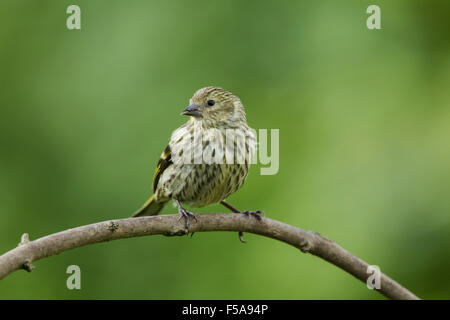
[{"left": 1, "top": 0, "right": 449, "bottom": 299}]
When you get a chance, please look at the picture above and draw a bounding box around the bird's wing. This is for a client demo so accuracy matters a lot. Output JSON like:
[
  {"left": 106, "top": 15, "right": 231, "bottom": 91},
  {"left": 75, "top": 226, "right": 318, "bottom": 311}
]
[{"left": 152, "top": 145, "right": 173, "bottom": 192}]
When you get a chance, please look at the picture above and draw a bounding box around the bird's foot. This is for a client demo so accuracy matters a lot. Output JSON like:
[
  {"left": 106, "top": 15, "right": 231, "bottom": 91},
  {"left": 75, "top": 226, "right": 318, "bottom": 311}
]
[
  {"left": 238, "top": 210, "right": 264, "bottom": 243},
  {"left": 219, "top": 201, "right": 264, "bottom": 243},
  {"left": 241, "top": 210, "right": 264, "bottom": 221},
  {"left": 176, "top": 205, "right": 197, "bottom": 230}
]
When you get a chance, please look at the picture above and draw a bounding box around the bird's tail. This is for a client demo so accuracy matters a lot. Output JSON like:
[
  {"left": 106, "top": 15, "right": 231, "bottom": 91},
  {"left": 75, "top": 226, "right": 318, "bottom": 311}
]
[{"left": 132, "top": 194, "right": 165, "bottom": 217}]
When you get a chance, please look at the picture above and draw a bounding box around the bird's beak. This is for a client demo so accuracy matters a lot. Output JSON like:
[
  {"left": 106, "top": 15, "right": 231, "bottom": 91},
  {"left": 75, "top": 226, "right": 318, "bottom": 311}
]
[{"left": 181, "top": 104, "right": 203, "bottom": 118}]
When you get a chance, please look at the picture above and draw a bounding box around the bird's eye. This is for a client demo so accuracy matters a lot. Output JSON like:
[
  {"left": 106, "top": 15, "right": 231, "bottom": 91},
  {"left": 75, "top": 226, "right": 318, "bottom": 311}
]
[{"left": 207, "top": 99, "right": 215, "bottom": 107}]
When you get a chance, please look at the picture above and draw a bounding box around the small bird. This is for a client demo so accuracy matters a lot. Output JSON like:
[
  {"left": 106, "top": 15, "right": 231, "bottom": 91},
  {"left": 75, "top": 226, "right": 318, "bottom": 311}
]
[{"left": 133, "top": 86, "right": 261, "bottom": 233}]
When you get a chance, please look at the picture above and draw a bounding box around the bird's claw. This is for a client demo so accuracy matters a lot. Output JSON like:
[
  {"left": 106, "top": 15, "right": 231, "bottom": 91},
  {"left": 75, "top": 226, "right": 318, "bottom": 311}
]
[
  {"left": 177, "top": 208, "right": 197, "bottom": 230},
  {"left": 241, "top": 210, "right": 264, "bottom": 221},
  {"left": 238, "top": 231, "right": 246, "bottom": 243},
  {"left": 238, "top": 210, "right": 263, "bottom": 243}
]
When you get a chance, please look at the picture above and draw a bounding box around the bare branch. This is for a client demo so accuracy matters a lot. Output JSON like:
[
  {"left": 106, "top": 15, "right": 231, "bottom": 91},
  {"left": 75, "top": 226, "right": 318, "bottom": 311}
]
[{"left": 0, "top": 213, "right": 419, "bottom": 300}]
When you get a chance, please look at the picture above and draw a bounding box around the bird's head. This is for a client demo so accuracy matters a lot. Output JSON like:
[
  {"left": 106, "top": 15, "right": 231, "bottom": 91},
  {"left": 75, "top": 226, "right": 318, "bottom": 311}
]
[{"left": 181, "top": 86, "right": 247, "bottom": 128}]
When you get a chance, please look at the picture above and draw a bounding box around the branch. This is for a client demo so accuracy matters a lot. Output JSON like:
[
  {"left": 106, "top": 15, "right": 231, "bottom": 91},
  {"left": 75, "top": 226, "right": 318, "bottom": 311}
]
[{"left": 0, "top": 213, "right": 419, "bottom": 300}]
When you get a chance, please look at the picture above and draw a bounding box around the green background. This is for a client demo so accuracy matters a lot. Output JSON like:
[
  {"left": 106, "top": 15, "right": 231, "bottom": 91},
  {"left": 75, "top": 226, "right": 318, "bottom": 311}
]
[{"left": 1, "top": 0, "right": 449, "bottom": 299}]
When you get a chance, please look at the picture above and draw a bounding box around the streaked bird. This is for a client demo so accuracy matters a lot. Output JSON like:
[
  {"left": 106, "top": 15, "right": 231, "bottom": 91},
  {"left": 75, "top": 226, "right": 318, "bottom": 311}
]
[{"left": 133, "top": 86, "right": 261, "bottom": 234}]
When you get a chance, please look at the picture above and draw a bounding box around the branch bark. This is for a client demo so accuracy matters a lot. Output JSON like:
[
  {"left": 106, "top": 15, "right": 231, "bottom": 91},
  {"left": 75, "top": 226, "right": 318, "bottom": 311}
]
[{"left": 0, "top": 213, "right": 419, "bottom": 300}]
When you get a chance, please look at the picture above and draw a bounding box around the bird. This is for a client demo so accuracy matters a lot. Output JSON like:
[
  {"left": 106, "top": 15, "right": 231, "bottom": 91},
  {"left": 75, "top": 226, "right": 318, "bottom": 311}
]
[{"left": 132, "top": 86, "right": 262, "bottom": 234}]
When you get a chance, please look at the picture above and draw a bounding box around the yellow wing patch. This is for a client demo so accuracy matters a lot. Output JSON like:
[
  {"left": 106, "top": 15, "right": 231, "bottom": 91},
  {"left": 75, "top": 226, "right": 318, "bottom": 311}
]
[{"left": 152, "top": 145, "right": 172, "bottom": 192}]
